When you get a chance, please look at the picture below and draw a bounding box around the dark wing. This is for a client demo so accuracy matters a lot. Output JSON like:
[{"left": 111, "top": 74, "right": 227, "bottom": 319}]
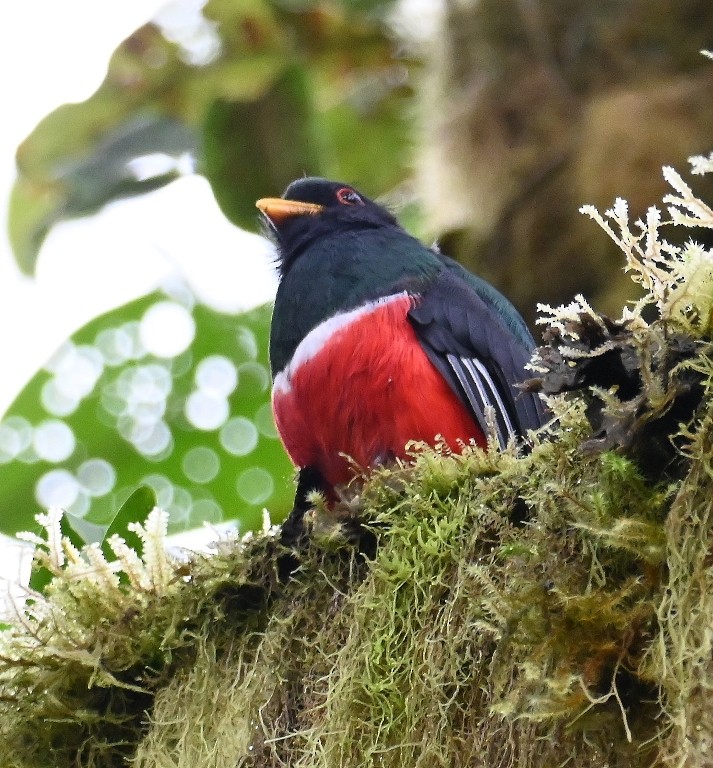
[{"left": 408, "top": 263, "right": 546, "bottom": 449}]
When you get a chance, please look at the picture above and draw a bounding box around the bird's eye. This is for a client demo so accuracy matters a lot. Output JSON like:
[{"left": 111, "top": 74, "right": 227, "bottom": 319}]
[{"left": 336, "top": 187, "right": 364, "bottom": 206}]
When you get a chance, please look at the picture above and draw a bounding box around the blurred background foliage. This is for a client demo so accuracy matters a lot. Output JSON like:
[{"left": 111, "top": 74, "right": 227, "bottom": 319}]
[
  {"left": 0, "top": 290, "right": 292, "bottom": 544},
  {"left": 4, "top": 0, "right": 713, "bottom": 542}
]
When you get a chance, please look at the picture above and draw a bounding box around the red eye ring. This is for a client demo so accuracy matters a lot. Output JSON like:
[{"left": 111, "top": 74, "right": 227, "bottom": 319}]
[{"left": 336, "top": 187, "right": 364, "bottom": 206}]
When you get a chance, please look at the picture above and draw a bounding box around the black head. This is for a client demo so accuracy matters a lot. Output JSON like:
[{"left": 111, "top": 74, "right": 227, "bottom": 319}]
[{"left": 256, "top": 177, "right": 399, "bottom": 274}]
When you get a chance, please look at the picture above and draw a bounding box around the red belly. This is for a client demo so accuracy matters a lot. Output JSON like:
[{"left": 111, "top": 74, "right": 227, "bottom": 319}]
[{"left": 272, "top": 295, "right": 483, "bottom": 488}]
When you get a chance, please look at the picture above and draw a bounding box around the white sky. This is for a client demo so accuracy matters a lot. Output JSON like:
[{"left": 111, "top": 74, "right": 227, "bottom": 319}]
[{"left": 0, "top": 0, "right": 278, "bottom": 416}]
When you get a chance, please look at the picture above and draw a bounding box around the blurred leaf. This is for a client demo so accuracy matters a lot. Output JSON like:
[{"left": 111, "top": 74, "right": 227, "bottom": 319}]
[
  {"left": 7, "top": 178, "right": 62, "bottom": 276},
  {"left": 56, "top": 115, "right": 197, "bottom": 211},
  {"left": 8, "top": 0, "right": 410, "bottom": 273},
  {"left": 203, "top": 65, "right": 323, "bottom": 227},
  {"left": 0, "top": 290, "right": 294, "bottom": 541},
  {"left": 10, "top": 115, "right": 197, "bottom": 274},
  {"left": 318, "top": 69, "right": 413, "bottom": 192}
]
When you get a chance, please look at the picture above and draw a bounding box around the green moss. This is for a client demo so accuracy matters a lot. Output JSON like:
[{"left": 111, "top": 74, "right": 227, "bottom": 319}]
[{"left": 2, "top": 407, "right": 702, "bottom": 767}]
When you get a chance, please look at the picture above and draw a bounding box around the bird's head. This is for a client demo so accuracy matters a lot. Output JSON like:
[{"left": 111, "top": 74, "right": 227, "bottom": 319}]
[{"left": 256, "top": 177, "right": 399, "bottom": 274}]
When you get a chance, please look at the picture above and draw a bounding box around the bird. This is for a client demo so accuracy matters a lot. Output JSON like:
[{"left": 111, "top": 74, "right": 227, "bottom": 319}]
[{"left": 256, "top": 178, "right": 546, "bottom": 538}]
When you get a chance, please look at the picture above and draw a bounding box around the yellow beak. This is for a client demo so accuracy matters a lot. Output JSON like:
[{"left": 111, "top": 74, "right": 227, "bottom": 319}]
[{"left": 255, "top": 197, "right": 325, "bottom": 225}]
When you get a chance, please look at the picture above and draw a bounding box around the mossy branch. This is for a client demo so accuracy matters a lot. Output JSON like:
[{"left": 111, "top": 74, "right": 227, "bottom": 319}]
[{"left": 2, "top": 156, "right": 713, "bottom": 767}]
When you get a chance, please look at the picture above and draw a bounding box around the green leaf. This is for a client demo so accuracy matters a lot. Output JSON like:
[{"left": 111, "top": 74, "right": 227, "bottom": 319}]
[
  {"left": 27, "top": 512, "right": 86, "bottom": 593},
  {"left": 28, "top": 566, "right": 53, "bottom": 595},
  {"left": 202, "top": 65, "right": 323, "bottom": 228},
  {"left": 63, "top": 514, "right": 106, "bottom": 549},
  {"left": 27, "top": 483, "right": 156, "bottom": 593},
  {"left": 101, "top": 485, "right": 156, "bottom": 555},
  {"left": 0, "top": 291, "right": 294, "bottom": 541}
]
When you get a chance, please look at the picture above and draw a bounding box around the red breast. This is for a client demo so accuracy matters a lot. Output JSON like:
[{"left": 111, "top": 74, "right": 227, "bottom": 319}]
[{"left": 272, "top": 293, "right": 483, "bottom": 488}]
